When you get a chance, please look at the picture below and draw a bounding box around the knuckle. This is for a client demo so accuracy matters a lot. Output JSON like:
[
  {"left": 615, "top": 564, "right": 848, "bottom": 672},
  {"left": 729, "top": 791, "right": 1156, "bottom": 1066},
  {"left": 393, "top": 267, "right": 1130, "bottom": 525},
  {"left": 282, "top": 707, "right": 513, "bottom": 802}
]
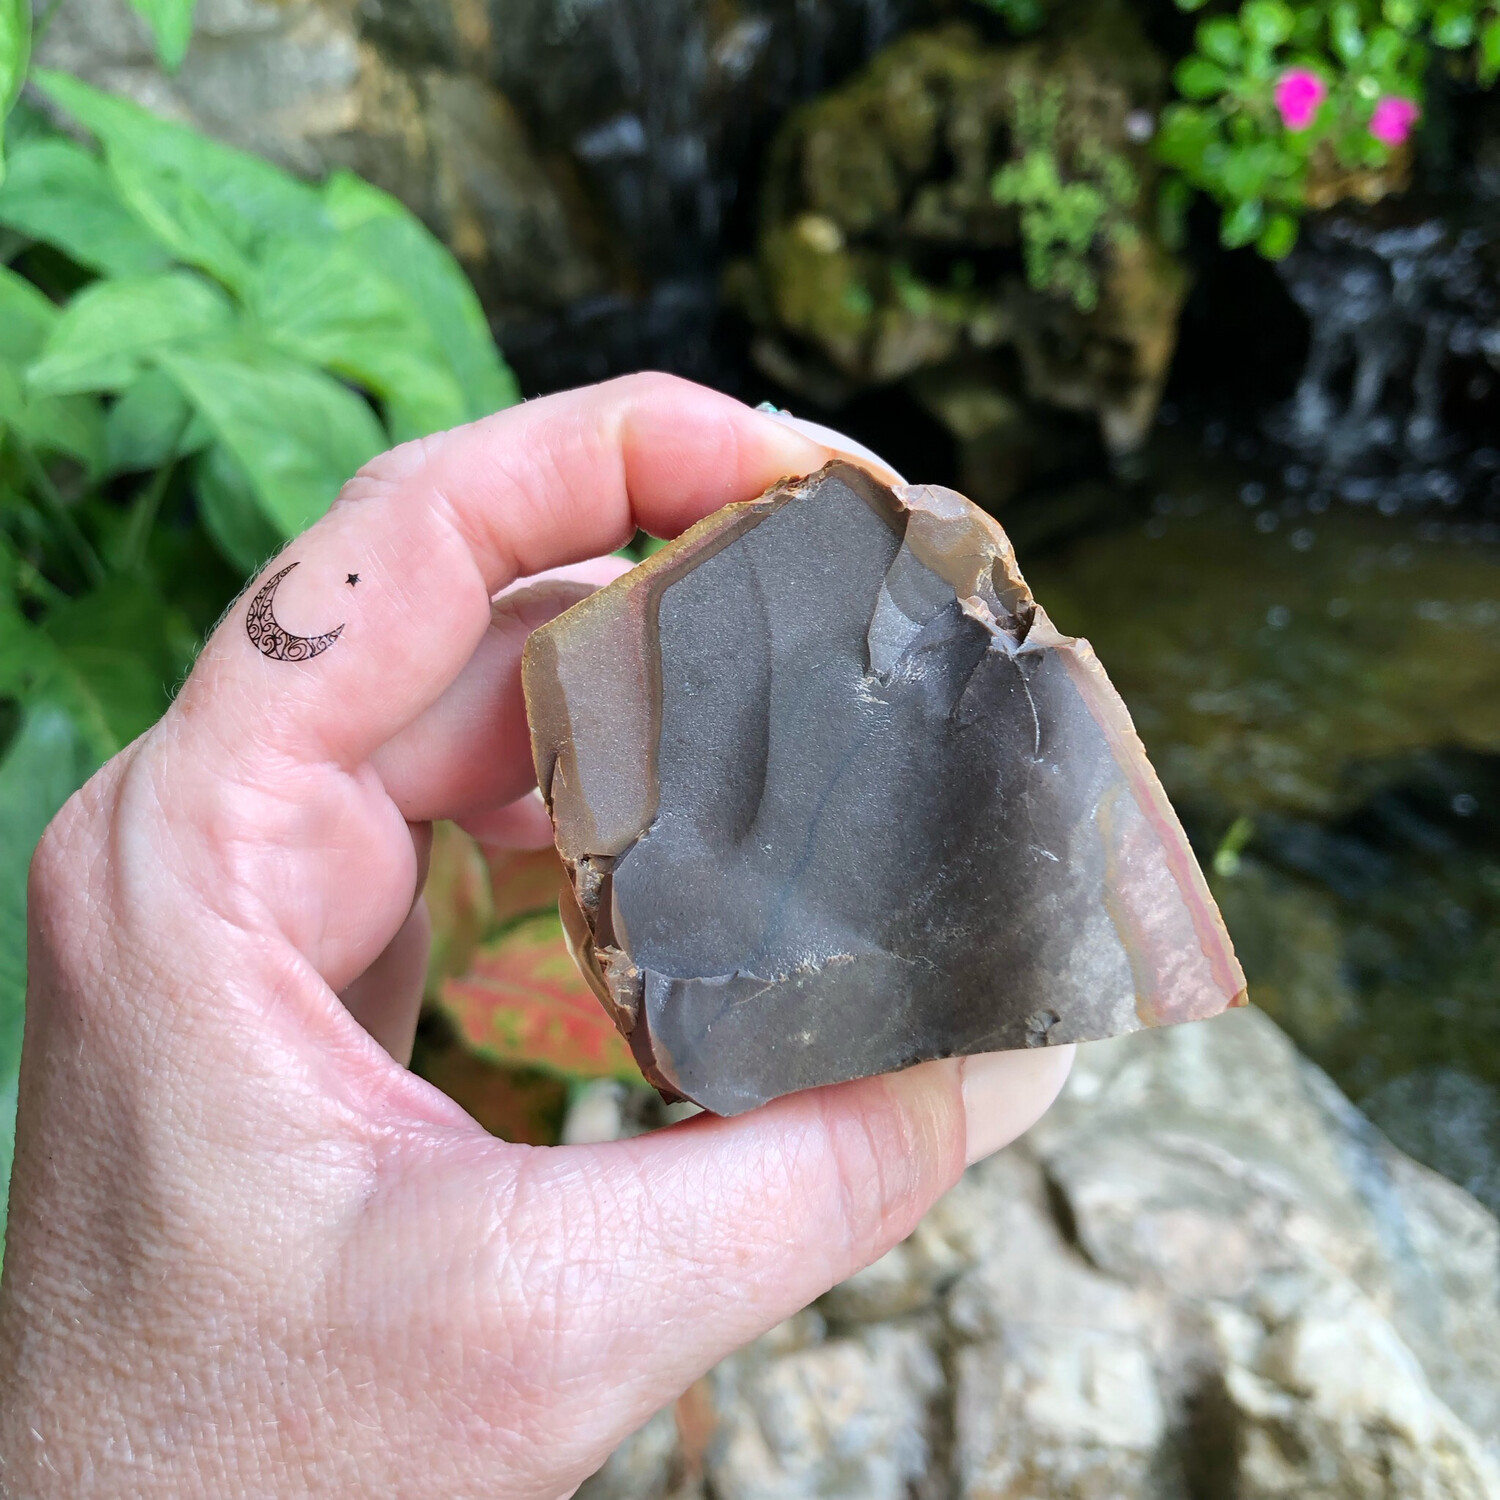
[{"left": 818, "top": 1072, "right": 959, "bottom": 1270}]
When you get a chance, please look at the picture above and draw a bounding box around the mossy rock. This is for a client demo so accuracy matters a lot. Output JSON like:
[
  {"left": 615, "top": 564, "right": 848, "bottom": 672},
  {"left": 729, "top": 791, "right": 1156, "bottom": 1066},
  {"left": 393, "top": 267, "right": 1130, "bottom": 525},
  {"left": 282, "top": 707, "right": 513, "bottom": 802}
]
[{"left": 745, "top": 4, "right": 1187, "bottom": 451}]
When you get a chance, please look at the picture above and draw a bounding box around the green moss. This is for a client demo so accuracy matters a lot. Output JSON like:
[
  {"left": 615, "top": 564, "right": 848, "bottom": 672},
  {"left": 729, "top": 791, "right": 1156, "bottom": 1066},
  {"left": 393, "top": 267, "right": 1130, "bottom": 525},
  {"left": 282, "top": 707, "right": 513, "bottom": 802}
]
[{"left": 991, "top": 81, "right": 1140, "bottom": 310}]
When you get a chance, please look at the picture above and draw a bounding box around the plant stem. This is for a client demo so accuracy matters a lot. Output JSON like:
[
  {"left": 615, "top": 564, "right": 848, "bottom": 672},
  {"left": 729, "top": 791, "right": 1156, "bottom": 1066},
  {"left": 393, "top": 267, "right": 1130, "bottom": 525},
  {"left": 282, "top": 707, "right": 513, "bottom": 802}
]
[
  {"left": 120, "top": 422, "right": 188, "bottom": 575},
  {"left": 13, "top": 440, "right": 105, "bottom": 588}
]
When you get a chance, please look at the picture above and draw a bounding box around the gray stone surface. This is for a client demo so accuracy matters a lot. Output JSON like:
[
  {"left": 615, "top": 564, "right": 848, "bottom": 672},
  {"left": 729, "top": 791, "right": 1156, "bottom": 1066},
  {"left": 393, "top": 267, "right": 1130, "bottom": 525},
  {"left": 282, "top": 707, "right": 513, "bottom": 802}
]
[{"left": 576, "top": 1008, "right": 1500, "bottom": 1499}]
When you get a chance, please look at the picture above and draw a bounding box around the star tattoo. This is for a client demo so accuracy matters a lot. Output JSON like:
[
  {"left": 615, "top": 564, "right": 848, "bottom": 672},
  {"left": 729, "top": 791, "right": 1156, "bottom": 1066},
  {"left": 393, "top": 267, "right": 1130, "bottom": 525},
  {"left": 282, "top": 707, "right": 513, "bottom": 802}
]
[{"left": 346, "top": 573, "right": 361, "bottom": 587}]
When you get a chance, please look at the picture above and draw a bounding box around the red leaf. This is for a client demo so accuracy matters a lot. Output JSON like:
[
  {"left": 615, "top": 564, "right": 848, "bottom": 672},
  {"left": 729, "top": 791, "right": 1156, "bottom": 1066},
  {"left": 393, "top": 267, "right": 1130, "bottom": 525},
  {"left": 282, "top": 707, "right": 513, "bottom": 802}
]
[{"left": 439, "top": 910, "right": 643, "bottom": 1083}]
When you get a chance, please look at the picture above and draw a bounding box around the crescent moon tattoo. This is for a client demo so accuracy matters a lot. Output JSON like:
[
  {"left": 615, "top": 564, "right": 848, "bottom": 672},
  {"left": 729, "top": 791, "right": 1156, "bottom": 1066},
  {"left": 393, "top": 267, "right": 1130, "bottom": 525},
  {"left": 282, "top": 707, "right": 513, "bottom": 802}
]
[{"left": 245, "top": 562, "right": 345, "bottom": 662}]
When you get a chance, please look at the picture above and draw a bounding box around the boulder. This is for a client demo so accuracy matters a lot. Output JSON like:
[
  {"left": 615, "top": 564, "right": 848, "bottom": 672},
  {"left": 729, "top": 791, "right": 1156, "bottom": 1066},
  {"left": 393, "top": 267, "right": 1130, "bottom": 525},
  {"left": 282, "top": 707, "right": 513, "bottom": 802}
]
[{"left": 577, "top": 1008, "right": 1500, "bottom": 1498}]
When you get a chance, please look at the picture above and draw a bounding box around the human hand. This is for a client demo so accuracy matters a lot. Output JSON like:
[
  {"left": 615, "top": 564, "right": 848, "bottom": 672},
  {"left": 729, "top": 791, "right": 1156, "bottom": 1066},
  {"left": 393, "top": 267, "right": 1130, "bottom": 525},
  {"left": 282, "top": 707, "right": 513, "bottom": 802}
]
[{"left": 0, "top": 375, "right": 1072, "bottom": 1499}]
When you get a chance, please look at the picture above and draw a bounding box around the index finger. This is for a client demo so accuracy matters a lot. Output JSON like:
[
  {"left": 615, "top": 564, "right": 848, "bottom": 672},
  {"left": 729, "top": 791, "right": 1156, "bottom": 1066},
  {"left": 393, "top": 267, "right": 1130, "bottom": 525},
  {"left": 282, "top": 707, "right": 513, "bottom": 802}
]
[{"left": 177, "top": 374, "right": 833, "bottom": 766}]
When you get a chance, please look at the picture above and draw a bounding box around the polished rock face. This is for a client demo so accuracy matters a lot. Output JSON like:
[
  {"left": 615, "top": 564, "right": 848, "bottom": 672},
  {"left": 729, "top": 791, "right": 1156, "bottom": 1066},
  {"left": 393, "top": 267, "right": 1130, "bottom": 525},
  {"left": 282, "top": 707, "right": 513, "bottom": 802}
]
[{"left": 523, "top": 462, "right": 1245, "bottom": 1113}]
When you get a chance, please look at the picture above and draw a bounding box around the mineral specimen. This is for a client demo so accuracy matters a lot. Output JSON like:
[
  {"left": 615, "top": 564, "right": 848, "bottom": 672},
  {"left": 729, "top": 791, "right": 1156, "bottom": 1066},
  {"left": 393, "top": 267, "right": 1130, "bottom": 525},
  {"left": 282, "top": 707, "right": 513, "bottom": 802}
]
[{"left": 522, "top": 462, "right": 1245, "bottom": 1115}]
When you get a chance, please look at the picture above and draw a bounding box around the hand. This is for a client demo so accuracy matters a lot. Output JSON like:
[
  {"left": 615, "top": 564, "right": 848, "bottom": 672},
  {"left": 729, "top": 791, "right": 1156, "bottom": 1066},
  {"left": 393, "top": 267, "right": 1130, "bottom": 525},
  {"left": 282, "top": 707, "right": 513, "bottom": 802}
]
[{"left": 0, "top": 375, "right": 1072, "bottom": 1499}]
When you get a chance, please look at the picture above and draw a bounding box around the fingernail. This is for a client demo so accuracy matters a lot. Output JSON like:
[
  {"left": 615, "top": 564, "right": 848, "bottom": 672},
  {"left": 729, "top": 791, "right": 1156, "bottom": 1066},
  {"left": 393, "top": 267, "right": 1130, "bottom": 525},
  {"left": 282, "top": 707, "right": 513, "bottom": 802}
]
[
  {"left": 755, "top": 406, "right": 908, "bottom": 485},
  {"left": 959, "top": 1045, "right": 1076, "bottom": 1165}
]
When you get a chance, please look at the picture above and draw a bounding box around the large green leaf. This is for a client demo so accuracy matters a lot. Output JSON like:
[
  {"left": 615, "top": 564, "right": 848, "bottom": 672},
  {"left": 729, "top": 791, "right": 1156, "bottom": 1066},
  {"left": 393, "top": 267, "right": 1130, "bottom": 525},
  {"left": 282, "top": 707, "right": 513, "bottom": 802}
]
[
  {"left": 126, "top": 0, "right": 197, "bottom": 72},
  {"left": 0, "top": 271, "right": 106, "bottom": 473},
  {"left": 191, "top": 440, "right": 280, "bottom": 573},
  {"left": 0, "top": 704, "right": 99, "bottom": 1265},
  {"left": 105, "top": 144, "right": 254, "bottom": 291},
  {"left": 0, "top": 136, "right": 171, "bottom": 277},
  {"left": 41, "top": 577, "right": 195, "bottom": 746},
  {"left": 0, "top": 261, "right": 57, "bottom": 363},
  {"left": 105, "top": 368, "right": 212, "bottom": 473},
  {"left": 0, "top": 574, "right": 188, "bottom": 758},
  {"left": 0, "top": 365, "right": 107, "bottom": 475},
  {"left": 157, "top": 344, "right": 385, "bottom": 537},
  {"left": 27, "top": 271, "right": 235, "bottom": 396},
  {"left": 31, "top": 70, "right": 331, "bottom": 287},
  {"left": 0, "top": 0, "right": 29, "bottom": 185},
  {"left": 324, "top": 171, "right": 520, "bottom": 422},
  {"left": 247, "top": 236, "right": 469, "bottom": 443}
]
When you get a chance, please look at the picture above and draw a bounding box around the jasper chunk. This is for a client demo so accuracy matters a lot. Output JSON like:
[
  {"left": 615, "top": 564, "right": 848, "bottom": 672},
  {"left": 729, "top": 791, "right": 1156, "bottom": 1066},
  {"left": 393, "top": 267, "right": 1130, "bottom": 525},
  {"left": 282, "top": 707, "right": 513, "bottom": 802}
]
[{"left": 523, "top": 462, "right": 1246, "bottom": 1115}]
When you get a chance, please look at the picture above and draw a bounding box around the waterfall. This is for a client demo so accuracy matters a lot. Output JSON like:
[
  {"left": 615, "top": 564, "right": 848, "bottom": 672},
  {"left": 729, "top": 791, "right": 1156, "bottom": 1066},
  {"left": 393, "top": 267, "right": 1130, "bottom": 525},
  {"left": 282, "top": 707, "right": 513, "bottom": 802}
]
[{"left": 1271, "top": 210, "right": 1500, "bottom": 509}]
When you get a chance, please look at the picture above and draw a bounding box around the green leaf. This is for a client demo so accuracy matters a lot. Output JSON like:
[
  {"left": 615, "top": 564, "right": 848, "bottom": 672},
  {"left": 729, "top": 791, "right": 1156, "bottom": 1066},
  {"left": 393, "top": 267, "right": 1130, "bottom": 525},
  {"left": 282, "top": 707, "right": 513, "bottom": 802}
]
[
  {"left": 1331, "top": 0, "right": 1367, "bottom": 59},
  {"left": 0, "top": 137, "right": 170, "bottom": 277},
  {"left": 1365, "top": 26, "right": 1406, "bottom": 69},
  {"left": 105, "top": 369, "right": 212, "bottom": 473},
  {"left": 1240, "top": 0, "right": 1294, "bottom": 47},
  {"left": 323, "top": 172, "right": 520, "bottom": 422},
  {"left": 156, "top": 343, "right": 385, "bottom": 537},
  {"left": 0, "top": 272, "right": 107, "bottom": 474},
  {"left": 1221, "top": 196, "right": 1266, "bottom": 246},
  {"left": 105, "top": 145, "right": 255, "bottom": 291},
  {"left": 247, "top": 237, "right": 469, "bottom": 444},
  {"left": 0, "top": 0, "right": 29, "bottom": 186},
  {"left": 1431, "top": 0, "right": 1475, "bottom": 47},
  {"left": 31, "top": 70, "right": 330, "bottom": 286},
  {"left": 191, "top": 441, "right": 281, "bottom": 573},
  {"left": 0, "top": 261, "right": 57, "bottom": 364},
  {"left": 0, "top": 376, "right": 108, "bottom": 476},
  {"left": 41, "top": 577, "right": 193, "bottom": 745},
  {"left": 1155, "top": 103, "right": 1220, "bottom": 175},
  {"left": 1157, "top": 174, "right": 1193, "bottom": 250},
  {"left": 0, "top": 704, "right": 99, "bottom": 1265},
  {"left": 1382, "top": 0, "right": 1419, "bottom": 29},
  {"left": 1199, "top": 17, "right": 1247, "bottom": 65},
  {"left": 1257, "top": 210, "right": 1299, "bottom": 258},
  {"left": 1174, "top": 56, "right": 1232, "bottom": 100},
  {"left": 1176, "top": 0, "right": 1211, "bottom": 12},
  {"left": 1218, "top": 140, "right": 1282, "bottom": 199},
  {"left": 1481, "top": 17, "right": 1500, "bottom": 81},
  {"left": 125, "top": 0, "right": 197, "bottom": 71},
  {"left": 27, "top": 272, "right": 235, "bottom": 396}
]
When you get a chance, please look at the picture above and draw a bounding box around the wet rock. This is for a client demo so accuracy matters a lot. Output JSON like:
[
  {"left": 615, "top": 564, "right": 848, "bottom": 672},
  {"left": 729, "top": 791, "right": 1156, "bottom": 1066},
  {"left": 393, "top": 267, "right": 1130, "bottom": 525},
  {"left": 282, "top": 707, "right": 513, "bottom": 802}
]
[
  {"left": 742, "top": 10, "right": 1187, "bottom": 452},
  {"left": 523, "top": 462, "right": 1243, "bottom": 1113},
  {"left": 579, "top": 1009, "right": 1500, "bottom": 1498}
]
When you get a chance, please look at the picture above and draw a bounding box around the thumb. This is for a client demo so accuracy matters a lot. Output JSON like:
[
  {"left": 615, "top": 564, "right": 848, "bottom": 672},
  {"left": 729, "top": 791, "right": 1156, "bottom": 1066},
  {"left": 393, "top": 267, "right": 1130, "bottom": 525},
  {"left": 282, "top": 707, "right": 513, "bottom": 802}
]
[{"left": 436, "top": 1046, "right": 1072, "bottom": 1475}]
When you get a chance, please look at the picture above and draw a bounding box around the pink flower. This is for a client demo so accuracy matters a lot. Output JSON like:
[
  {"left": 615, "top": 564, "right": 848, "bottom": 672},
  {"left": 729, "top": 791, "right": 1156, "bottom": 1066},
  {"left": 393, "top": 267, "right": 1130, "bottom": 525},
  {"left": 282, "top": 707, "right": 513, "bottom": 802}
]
[
  {"left": 1274, "top": 68, "right": 1328, "bottom": 131},
  {"left": 1369, "top": 95, "right": 1420, "bottom": 147}
]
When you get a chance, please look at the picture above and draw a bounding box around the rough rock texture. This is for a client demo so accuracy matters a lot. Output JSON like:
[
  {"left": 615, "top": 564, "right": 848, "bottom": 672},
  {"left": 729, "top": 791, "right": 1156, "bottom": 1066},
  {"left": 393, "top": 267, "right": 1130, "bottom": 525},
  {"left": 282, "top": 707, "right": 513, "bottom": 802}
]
[
  {"left": 738, "top": 8, "right": 1188, "bottom": 467},
  {"left": 524, "top": 462, "right": 1243, "bottom": 1113},
  {"left": 576, "top": 1008, "right": 1500, "bottom": 1499}
]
